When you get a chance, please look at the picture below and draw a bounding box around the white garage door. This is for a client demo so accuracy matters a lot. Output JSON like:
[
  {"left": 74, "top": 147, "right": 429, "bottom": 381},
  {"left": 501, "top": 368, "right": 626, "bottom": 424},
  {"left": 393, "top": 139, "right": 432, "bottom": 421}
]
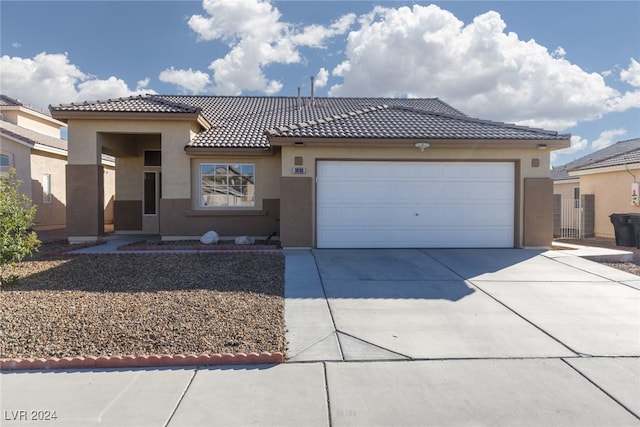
[{"left": 317, "top": 161, "right": 514, "bottom": 248}]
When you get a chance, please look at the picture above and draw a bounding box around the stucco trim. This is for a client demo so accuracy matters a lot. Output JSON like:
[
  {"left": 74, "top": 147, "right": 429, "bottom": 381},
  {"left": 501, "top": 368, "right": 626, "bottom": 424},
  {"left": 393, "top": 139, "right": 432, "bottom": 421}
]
[
  {"left": 268, "top": 137, "right": 570, "bottom": 150},
  {"left": 51, "top": 111, "right": 209, "bottom": 128},
  {"left": 569, "top": 163, "right": 640, "bottom": 176},
  {"left": 185, "top": 147, "right": 277, "bottom": 156},
  {"left": 186, "top": 209, "right": 269, "bottom": 217}
]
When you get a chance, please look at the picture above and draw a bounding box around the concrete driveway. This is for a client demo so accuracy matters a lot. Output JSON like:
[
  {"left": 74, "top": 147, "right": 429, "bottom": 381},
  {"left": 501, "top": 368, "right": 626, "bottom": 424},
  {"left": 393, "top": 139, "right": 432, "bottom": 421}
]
[
  {"left": 286, "top": 248, "right": 640, "bottom": 361},
  {"left": 282, "top": 248, "right": 640, "bottom": 426}
]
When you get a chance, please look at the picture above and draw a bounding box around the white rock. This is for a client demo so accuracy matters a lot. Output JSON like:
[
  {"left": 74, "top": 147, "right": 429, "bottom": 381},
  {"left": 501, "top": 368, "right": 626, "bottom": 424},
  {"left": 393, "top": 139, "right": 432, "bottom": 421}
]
[
  {"left": 235, "top": 236, "right": 255, "bottom": 245},
  {"left": 200, "top": 230, "right": 220, "bottom": 244}
]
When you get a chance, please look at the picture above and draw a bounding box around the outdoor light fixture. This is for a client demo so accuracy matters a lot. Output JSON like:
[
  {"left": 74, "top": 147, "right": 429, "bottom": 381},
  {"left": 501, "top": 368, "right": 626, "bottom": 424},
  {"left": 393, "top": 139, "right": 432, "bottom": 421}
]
[
  {"left": 415, "top": 142, "right": 430, "bottom": 152},
  {"left": 537, "top": 143, "right": 548, "bottom": 150}
]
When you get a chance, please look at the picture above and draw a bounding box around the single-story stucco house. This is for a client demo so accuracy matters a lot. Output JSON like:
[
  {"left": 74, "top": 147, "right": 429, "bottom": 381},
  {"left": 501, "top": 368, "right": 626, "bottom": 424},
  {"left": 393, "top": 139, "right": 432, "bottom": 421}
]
[
  {"left": 552, "top": 138, "right": 640, "bottom": 240},
  {"left": 0, "top": 94, "right": 115, "bottom": 231},
  {"left": 49, "top": 95, "right": 570, "bottom": 248}
]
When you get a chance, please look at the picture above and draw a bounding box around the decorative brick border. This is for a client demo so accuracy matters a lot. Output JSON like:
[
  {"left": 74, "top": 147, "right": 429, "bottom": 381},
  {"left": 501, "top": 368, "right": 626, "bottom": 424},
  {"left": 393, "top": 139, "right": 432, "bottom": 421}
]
[{"left": 0, "top": 352, "right": 285, "bottom": 371}]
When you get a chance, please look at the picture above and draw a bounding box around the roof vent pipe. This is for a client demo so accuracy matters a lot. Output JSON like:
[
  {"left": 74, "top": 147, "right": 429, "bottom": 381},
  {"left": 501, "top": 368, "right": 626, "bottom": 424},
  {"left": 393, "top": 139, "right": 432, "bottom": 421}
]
[
  {"left": 297, "top": 87, "right": 301, "bottom": 110},
  {"left": 310, "top": 76, "right": 315, "bottom": 105}
]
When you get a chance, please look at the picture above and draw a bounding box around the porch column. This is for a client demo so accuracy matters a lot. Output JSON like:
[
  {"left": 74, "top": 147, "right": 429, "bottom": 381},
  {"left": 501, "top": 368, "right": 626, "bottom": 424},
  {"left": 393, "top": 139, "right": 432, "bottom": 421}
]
[
  {"left": 523, "top": 178, "right": 553, "bottom": 247},
  {"left": 66, "top": 127, "right": 104, "bottom": 243},
  {"left": 280, "top": 177, "right": 313, "bottom": 247}
]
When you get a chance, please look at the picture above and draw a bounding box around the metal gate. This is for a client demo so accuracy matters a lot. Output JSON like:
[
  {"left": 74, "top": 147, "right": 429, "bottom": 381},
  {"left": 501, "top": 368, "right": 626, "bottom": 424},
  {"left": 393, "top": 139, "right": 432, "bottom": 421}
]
[{"left": 560, "top": 198, "right": 581, "bottom": 238}]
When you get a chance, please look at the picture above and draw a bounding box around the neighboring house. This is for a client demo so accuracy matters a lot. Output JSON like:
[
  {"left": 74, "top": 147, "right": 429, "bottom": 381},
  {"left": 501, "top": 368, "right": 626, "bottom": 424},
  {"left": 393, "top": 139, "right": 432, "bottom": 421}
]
[
  {"left": 0, "top": 94, "right": 115, "bottom": 231},
  {"left": 553, "top": 138, "right": 640, "bottom": 239},
  {"left": 50, "top": 95, "right": 570, "bottom": 248}
]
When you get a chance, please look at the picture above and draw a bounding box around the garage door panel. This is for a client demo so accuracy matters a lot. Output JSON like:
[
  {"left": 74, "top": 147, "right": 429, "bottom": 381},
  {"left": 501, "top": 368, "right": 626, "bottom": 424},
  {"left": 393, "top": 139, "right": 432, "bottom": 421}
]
[{"left": 317, "top": 161, "right": 514, "bottom": 248}]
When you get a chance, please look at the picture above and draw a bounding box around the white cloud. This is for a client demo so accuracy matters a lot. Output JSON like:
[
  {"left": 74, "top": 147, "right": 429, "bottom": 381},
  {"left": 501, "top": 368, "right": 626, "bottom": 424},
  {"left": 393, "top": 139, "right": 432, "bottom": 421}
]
[
  {"left": 314, "top": 68, "right": 329, "bottom": 88},
  {"left": 136, "top": 78, "right": 151, "bottom": 91},
  {"left": 592, "top": 128, "right": 627, "bottom": 151},
  {"left": 552, "top": 46, "right": 566, "bottom": 59},
  {"left": 11, "top": 42, "right": 21, "bottom": 48},
  {"left": 557, "top": 135, "right": 589, "bottom": 155},
  {"left": 621, "top": 58, "right": 640, "bottom": 87},
  {"left": 550, "top": 135, "right": 589, "bottom": 164},
  {"left": 328, "top": 4, "right": 637, "bottom": 131},
  {"left": 0, "top": 52, "right": 152, "bottom": 110},
  {"left": 291, "top": 13, "right": 356, "bottom": 48},
  {"left": 159, "top": 67, "right": 211, "bottom": 94},
  {"left": 187, "top": 0, "right": 354, "bottom": 95}
]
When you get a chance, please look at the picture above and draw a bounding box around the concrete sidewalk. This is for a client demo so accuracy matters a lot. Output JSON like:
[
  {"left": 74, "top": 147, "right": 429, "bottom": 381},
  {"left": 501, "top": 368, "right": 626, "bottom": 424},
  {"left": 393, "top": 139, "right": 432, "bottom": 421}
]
[{"left": 2, "top": 246, "right": 639, "bottom": 426}]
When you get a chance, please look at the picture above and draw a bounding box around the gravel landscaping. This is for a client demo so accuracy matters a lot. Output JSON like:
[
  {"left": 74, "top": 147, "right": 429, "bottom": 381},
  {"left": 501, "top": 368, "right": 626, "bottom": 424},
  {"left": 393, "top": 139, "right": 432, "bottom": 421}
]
[{"left": 0, "top": 246, "right": 285, "bottom": 360}]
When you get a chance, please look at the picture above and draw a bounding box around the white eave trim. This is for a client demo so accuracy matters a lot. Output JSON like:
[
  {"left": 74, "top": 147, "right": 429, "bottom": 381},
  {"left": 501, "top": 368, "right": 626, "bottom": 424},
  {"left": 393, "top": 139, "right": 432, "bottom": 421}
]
[
  {"left": 33, "top": 142, "right": 68, "bottom": 157},
  {"left": 569, "top": 162, "right": 640, "bottom": 176},
  {"left": 553, "top": 178, "right": 580, "bottom": 185}
]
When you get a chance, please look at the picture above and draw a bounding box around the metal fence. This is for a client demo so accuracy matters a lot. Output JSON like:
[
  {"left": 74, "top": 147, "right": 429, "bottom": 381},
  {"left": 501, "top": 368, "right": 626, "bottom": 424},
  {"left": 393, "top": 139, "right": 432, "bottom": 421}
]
[{"left": 559, "top": 198, "right": 581, "bottom": 239}]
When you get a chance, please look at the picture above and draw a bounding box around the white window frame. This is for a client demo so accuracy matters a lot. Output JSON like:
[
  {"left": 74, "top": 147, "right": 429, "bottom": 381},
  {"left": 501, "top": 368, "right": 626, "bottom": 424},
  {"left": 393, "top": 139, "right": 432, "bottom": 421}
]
[
  {"left": 42, "top": 173, "right": 52, "bottom": 203},
  {"left": 200, "top": 163, "right": 256, "bottom": 208}
]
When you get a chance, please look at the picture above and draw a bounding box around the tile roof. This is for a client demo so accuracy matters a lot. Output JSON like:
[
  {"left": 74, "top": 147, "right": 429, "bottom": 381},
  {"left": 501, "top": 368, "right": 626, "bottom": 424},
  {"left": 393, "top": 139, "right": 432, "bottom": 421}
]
[
  {"left": 265, "top": 104, "right": 567, "bottom": 141},
  {"left": 0, "top": 94, "right": 55, "bottom": 117},
  {"left": 50, "top": 94, "right": 569, "bottom": 150},
  {"left": 553, "top": 138, "right": 640, "bottom": 179},
  {"left": 50, "top": 95, "right": 201, "bottom": 114},
  {"left": 0, "top": 119, "right": 68, "bottom": 152},
  {"left": 0, "top": 95, "right": 22, "bottom": 107}
]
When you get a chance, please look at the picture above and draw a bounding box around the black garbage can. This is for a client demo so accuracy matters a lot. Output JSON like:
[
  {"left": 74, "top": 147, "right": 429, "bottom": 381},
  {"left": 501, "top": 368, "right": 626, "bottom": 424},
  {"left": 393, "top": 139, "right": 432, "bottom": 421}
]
[
  {"left": 609, "top": 214, "right": 635, "bottom": 247},
  {"left": 628, "top": 214, "right": 640, "bottom": 249}
]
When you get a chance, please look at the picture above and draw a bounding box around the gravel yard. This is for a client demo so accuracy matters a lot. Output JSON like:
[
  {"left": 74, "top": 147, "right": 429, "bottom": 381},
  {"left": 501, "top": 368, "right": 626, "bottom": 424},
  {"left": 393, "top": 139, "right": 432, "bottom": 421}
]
[{"left": 0, "top": 249, "right": 285, "bottom": 359}]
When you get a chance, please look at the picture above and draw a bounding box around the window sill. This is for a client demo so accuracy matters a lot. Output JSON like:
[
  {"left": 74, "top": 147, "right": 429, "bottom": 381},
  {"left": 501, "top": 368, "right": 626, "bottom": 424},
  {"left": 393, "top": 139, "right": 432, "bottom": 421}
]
[{"left": 185, "top": 209, "right": 267, "bottom": 217}]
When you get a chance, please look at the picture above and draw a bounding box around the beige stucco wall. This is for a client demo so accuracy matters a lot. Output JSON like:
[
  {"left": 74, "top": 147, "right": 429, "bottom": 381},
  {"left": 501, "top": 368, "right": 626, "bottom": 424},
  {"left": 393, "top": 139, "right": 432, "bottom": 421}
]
[
  {"left": 577, "top": 168, "right": 640, "bottom": 238},
  {"left": 280, "top": 145, "right": 552, "bottom": 247},
  {"left": 553, "top": 180, "right": 580, "bottom": 200},
  {"left": 67, "top": 119, "right": 193, "bottom": 195},
  {"left": 30, "top": 149, "right": 67, "bottom": 229},
  {"left": 65, "top": 119, "right": 196, "bottom": 239},
  {"left": 0, "top": 137, "right": 32, "bottom": 197},
  {"left": 0, "top": 137, "right": 74, "bottom": 230},
  {"left": 104, "top": 164, "right": 115, "bottom": 224},
  {"left": 2, "top": 109, "right": 64, "bottom": 138}
]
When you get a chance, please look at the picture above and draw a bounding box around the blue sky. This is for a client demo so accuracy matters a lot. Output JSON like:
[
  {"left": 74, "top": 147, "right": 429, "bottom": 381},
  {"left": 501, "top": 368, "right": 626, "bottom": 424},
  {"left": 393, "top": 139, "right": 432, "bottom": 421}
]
[{"left": 1, "top": 0, "right": 639, "bottom": 166}]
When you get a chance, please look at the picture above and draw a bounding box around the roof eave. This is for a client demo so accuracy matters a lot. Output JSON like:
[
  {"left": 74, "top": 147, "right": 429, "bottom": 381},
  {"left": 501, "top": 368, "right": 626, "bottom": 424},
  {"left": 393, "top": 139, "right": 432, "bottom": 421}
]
[
  {"left": 49, "top": 110, "right": 210, "bottom": 128},
  {"left": 184, "top": 146, "right": 275, "bottom": 157},
  {"left": 569, "top": 162, "right": 640, "bottom": 176},
  {"left": 266, "top": 136, "right": 571, "bottom": 150}
]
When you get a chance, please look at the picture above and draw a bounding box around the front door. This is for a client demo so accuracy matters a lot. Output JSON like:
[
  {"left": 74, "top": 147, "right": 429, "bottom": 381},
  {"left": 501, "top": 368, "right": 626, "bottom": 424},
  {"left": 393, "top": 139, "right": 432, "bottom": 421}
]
[{"left": 142, "top": 171, "right": 161, "bottom": 234}]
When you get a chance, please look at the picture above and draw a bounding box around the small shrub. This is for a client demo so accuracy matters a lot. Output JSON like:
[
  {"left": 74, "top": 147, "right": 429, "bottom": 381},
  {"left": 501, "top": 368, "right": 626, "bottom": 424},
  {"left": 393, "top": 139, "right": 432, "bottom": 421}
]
[{"left": 0, "top": 168, "right": 40, "bottom": 286}]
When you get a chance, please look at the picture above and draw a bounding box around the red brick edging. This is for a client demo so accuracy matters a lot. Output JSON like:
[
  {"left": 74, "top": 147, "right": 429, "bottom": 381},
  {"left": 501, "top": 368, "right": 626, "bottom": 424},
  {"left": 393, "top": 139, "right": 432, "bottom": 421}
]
[{"left": 0, "top": 352, "right": 285, "bottom": 371}]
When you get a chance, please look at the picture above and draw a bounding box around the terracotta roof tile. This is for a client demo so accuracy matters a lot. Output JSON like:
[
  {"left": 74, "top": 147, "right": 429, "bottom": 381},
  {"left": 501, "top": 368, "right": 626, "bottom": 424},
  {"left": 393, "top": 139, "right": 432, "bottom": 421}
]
[
  {"left": 559, "top": 138, "right": 640, "bottom": 175},
  {"left": 50, "top": 94, "right": 569, "bottom": 150},
  {"left": 51, "top": 95, "right": 200, "bottom": 114}
]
